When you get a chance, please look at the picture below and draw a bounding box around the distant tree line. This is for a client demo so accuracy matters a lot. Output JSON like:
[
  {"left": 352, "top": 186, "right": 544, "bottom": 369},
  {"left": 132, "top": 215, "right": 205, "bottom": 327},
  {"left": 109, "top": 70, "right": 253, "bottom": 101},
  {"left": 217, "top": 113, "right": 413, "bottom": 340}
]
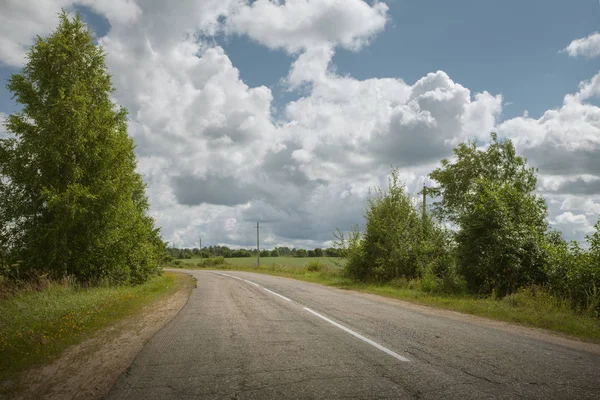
[{"left": 165, "top": 246, "right": 342, "bottom": 260}]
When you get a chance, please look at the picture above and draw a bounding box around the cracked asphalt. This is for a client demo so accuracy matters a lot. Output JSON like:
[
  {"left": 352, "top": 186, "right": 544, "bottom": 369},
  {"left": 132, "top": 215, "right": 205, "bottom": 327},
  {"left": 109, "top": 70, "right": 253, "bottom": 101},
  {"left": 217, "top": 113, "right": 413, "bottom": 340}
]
[{"left": 105, "top": 270, "right": 600, "bottom": 399}]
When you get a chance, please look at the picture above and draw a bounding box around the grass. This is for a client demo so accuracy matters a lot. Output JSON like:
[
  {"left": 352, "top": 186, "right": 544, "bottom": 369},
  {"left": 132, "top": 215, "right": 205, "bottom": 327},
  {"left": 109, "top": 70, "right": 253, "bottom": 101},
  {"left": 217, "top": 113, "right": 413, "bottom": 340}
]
[
  {"left": 173, "top": 260, "right": 600, "bottom": 343},
  {"left": 0, "top": 271, "right": 193, "bottom": 381}
]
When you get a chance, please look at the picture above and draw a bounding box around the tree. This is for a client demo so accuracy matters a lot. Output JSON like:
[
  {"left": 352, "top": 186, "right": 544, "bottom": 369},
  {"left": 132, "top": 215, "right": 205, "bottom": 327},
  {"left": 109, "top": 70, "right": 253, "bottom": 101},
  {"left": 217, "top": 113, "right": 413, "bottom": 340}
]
[
  {"left": 429, "top": 133, "right": 538, "bottom": 224},
  {"left": 359, "top": 168, "right": 436, "bottom": 281},
  {"left": 314, "top": 248, "right": 323, "bottom": 257},
  {"left": 430, "top": 133, "right": 548, "bottom": 295},
  {"left": 307, "top": 249, "right": 316, "bottom": 257},
  {"left": 270, "top": 249, "right": 279, "bottom": 257},
  {"left": 336, "top": 168, "right": 453, "bottom": 282},
  {"left": 0, "top": 12, "right": 163, "bottom": 284},
  {"left": 325, "top": 247, "right": 340, "bottom": 257},
  {"left": 296, "top": 249, "right": 307, "bottom": 258},
  {"left": 260, "top": 250, "right": 270, "bottom": 258}
]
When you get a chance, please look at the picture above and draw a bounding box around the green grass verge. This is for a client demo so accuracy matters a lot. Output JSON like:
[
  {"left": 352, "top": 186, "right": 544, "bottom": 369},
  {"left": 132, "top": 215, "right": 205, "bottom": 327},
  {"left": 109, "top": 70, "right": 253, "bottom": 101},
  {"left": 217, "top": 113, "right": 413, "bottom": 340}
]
[
  {"left": 174, "top": 262, "right": 600, "bottom": 343},
  {"left": 0, "top": 271, "right": 193, "bottom": 381}
]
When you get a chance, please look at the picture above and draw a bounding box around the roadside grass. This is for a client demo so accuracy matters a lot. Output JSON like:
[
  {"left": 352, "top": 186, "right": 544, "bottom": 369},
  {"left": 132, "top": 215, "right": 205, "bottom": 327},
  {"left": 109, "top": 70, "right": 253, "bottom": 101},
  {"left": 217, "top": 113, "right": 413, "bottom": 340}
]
[
  {"left": 174, "top": 260, "right": 600, "bottom": 343},
  {"left": 0, "top": 271, "right": 192, "bottom": 381}
]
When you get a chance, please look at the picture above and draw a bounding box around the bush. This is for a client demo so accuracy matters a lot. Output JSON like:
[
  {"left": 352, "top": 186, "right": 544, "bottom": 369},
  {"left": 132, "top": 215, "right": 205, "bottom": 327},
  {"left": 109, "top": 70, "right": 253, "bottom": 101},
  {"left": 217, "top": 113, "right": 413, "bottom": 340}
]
[
  {"left": 305, "top": 260, "right": 324, "bottom": 272},
  {"left": 336, "top": 168, "right": 454, "bottom": 283},
  {"left": 197, "top": 257, "right": 226, "bottom": 267},
  {"left": 544, "top": 234, "right": 600, "bottom": 316}
]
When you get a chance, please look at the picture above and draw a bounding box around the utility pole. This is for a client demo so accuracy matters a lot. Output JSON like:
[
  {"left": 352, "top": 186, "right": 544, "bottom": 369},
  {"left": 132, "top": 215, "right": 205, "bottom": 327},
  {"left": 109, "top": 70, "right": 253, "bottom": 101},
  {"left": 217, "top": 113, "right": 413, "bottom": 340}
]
[
  {"left": 422, "top": 184, "right": 427, "bottom": 220},
  {"left": 421, "top": 184, "right": 428, "bottom": 239},
  {"left": 199, "top": 236, "right": 202, "bottom": 263},
  {"left": 256, "top": 222, "right": 260, "bottom": 267}
]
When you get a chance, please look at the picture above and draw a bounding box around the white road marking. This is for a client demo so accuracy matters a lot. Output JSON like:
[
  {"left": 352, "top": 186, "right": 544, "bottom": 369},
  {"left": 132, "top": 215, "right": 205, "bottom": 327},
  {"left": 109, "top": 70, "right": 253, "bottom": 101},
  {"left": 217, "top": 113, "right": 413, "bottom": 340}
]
[
  {"left": 303, "top": 307, "right": 410, "bottom": 362},
  {"left": 243, "top": 279, "right": 260, "bottom": 287},
  {"left": 263, "top": 288, "right": 292, "bottom": 302},
  {"left": 230, "top": 275, "right": 260, "bottom": 287},
  {"left": 211, "top": 272, "right": 260, "bottom": 287}
]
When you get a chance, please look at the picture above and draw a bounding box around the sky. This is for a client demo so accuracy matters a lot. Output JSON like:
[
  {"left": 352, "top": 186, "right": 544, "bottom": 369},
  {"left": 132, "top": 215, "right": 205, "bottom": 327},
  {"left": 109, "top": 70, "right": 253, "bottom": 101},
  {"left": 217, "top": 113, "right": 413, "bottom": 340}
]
[{"left": 1, "top": 0, "right": 599, "bottom": 249}]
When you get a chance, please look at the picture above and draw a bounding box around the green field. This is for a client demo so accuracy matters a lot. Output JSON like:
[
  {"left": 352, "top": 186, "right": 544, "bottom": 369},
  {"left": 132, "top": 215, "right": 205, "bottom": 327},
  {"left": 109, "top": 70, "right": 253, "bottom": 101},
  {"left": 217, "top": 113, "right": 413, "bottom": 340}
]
[{"left": 178, "top": 256, "right": 344, "bottom": 268}]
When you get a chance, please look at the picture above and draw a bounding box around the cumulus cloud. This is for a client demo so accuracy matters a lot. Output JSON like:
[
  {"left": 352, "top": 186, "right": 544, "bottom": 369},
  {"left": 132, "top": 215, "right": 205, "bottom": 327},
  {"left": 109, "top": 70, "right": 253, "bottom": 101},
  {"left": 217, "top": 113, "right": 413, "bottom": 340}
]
[
  {"left": 227, "top": 0, "right": 388, "bottom": 53},
  {"left": 563, "top": 32, "right": 600, "bottom": 59},
  {"left": 0, "top": 0, "right": 143, "bottom": 66},
  {"left": 1, "top": 1, "right": 599, "bottom": 248},
  {"left": 498, "top": 72, "right": 600, "bottom": 172}
]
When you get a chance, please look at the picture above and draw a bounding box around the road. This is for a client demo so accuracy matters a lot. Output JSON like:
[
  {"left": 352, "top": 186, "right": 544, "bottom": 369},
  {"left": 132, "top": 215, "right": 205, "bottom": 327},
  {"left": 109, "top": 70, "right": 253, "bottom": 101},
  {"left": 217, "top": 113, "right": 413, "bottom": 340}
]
[{"left": 105, "top": 270, "right": 600, "bottom": 399}]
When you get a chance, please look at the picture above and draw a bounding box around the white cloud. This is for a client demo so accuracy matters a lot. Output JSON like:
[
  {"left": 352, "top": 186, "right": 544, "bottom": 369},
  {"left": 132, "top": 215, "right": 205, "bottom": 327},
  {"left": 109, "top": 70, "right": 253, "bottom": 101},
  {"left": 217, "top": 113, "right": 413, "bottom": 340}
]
[
  {"left": 553, "top": 211, "right": 587, "bottom": 225},
  {"left": 563, "top": 32, "right": 600, "bottom": 59},
  {"left": 227, "top": 0, "right": 388, "bottom": 54},
  {"left": 0, "top": 0, "right": 143, "bottom": 67},
  {"left": 0, "top": 112, "right": 9, "bottom": 139},
  {"left": 1, "top": 0, "right": 599, "bottom": 247},
  {"left": 498, "top": 72, "right": 600, "bottom": 171},
  {"left": 561, "top": 196, "right": 600, "bottom": 215},
  {"left": 551, "top": 211, "right": 595, "bottom": 235}
]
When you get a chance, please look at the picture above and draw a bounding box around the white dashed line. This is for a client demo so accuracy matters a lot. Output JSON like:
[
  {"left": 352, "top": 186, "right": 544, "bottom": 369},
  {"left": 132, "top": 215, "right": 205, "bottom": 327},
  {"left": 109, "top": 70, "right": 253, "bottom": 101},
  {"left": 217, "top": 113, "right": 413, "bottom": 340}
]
[
  {"left": 208, "top": 271, "right": 407, "bottom": 362},
  {"left": 303, "top": 307, "right": 410, "bottom": 362},
  {"left": 263, "top": 288, "right": 292, "bottom": 302}
]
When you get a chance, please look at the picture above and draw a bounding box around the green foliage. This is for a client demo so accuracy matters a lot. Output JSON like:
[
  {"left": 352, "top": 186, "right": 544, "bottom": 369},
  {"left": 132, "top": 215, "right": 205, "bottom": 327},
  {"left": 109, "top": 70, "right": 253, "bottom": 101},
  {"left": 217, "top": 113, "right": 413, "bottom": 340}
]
[
  {"left": 430, "top": 134, "right": 548, "bottom": 296},
  {"left": 0, "top": 12, "right": 163, "bottom": 284},
  {"left": 259, "top": 250, "right": 271, "bottom": 258},
  {"left": 429, "top": 132, "right": 538, "bottom": 224},
  {"left": 544, "top": 231, "right": 600, "bottom": 316},
  {"left": 304, "top": 259, "right": 324, "bottom": 272},
  {"left": 270, "top": 249, "right": 279, "bottom": 257},
  {"left": 296, "top": 249, "right": 307, "bottom": 258},
  {"left": 195, "top": 257, "right": 226, "bottom": 267},
  {"left": 336, "top": 168, "right": 453, "bottom": 283},
  {"left": 313, "top": 248, "right": 323, "bottom": 257}
]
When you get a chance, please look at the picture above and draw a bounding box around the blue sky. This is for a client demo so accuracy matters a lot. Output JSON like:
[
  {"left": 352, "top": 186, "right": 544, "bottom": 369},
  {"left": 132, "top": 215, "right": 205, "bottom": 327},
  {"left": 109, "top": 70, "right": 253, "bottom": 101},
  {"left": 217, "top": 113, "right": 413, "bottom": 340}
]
[
  {"left": 2, "top": 1, "right": 597, "bottom": 121},
  {"left": 219, "top": 0, "right": 600, "bottom": 120},
  {"left": 1, "top": 0, "right": 599, "bottom": 248}
]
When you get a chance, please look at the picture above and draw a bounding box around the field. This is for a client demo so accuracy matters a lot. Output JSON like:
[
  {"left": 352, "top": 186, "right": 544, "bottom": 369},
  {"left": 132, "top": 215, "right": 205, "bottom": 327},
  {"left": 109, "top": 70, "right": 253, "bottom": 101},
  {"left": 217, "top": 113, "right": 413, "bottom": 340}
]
[{"left": 177, "top": 256, "right": 344, "bottom": 268}]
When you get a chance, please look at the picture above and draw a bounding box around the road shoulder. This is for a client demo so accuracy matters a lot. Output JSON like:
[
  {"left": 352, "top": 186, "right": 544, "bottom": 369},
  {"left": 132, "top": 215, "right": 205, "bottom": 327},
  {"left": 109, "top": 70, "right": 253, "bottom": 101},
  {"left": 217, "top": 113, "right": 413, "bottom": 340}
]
[{"left": 6, "top": 271, "right": 195, "bottom": 400}]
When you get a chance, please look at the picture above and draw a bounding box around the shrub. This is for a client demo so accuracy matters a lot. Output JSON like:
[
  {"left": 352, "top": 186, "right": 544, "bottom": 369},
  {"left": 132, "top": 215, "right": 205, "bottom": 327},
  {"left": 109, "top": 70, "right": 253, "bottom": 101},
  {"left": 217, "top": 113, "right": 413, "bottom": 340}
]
[
  {"left": 336, "top": 168, "right": 455, "bottom": 283},
  {"left": 544, "top": 234, "right": 600, "bottom": 316},
  {"left": 305, "top": 260, "right": 324, "bottom": 272},
  {"left": 197, "top": 257, "right": 226, "bottom": 267}
]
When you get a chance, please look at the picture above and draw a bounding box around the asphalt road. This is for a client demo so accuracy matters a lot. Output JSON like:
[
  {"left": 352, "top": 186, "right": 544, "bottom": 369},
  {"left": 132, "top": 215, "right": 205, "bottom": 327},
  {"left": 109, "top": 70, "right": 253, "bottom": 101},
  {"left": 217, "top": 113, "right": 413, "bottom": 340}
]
[{"left": 105, "top": 270, "right": 600, "bottom": 399}]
